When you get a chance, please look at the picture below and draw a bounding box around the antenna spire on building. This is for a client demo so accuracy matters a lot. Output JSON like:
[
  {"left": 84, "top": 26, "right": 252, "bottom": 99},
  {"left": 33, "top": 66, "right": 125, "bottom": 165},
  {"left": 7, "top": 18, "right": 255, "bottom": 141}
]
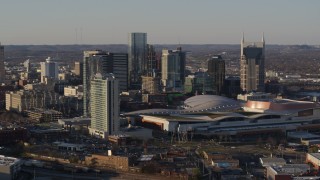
[
  {"left": 262, "top": 32, "right": 265, "bottom": 43},
  {"left": 241, "top": 32, "right": 245, "bottom": 43}
]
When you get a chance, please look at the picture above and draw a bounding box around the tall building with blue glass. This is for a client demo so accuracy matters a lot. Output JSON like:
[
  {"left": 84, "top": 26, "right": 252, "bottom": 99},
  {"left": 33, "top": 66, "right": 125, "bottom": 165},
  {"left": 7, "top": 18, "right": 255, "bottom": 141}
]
[{"left": 128, "top": 32, "right": 147, "bottom": 89}]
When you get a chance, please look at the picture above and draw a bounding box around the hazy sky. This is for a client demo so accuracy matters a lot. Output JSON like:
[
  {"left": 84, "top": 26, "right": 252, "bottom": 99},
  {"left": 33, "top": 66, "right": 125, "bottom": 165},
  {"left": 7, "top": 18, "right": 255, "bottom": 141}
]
[{"left": 0, "top": 0, "right": 319, "bottom": 45}]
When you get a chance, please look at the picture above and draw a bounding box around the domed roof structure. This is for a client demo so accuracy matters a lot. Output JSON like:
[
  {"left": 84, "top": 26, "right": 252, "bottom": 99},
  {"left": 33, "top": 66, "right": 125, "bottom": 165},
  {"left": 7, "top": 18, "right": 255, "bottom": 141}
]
[
  {"left": 125, "top": 95, "right": 240, "bottom": 116},
  {"left": 184, "top": 95, "right": 240, "bottom": 111}
]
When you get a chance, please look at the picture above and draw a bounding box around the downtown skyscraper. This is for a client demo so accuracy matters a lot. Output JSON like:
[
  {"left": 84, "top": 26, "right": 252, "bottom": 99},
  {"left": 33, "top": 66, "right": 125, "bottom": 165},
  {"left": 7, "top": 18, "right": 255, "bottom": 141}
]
[
  {"left": 89, "top": 73, "right": 119, "bottom": 138},
  {"left": 240, "top": 34, "right": 265, "bottom": 92},
  {"left": 161, "top": 48, "right": 186, "bottom": 92},
  {"left": 207, "top": 55, "right": 225, "bottom": 95},
  {"left": 40, "top": 57, "right": 58, "bottom": 83},
  {"left": 0, "top": 43, "right": 5, "bottom": 83},
  {"left": 83, "top": 50, "right": 127, "bottom": 117},
  {"left": 128, "top": 32, "right": 147, "bottom": 89}
]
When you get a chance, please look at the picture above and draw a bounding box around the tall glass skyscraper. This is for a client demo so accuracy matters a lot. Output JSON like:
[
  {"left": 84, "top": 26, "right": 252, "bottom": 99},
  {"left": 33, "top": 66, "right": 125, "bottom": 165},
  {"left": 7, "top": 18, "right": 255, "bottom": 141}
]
[
  {"left": 161, "top": 49, "right": 182, "bottom": 92},
  {"left": 208, "top": 55, "right": 225, "bottom": 95},
  {"left": 161, "top": 48, "right": 186, "bottom": 92},
  {"left": 128, "top": 32, "right": 147, "bottom": 89},
  {"left": 89, "top": 73, "right": 119, "bottom": 138},
  {"left": 240, "top": 34, "right": 265, "bottom": 92}
]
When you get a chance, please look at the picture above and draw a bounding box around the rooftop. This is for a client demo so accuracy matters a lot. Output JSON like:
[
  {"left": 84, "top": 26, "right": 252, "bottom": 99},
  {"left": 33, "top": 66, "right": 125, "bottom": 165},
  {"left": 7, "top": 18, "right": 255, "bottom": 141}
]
[
  {"left": 26, "top": 108, "right": 62, "bottom": 114},
  {"left": 125, "top": 95, "right": 240, "bottom": 116},
  {"left": 309, "top": 153, "right": 320, "bottom": 160},
  {"left": 58, "top": 117, "right": 90, "bottom": 126},
  {"left": 287, "top": 131, "right": 320, "bottom": 140},
  {"left": 269, "top": 164, "right": 310, "bottom": 175},
  {"left": 260, "top": 157, "right": 286, "bottom": 164},
  {"left": 138, "top": 155, "right": 154, "bottom": 161},
  {"left": 0, "top": 155, "right": 20, "bottom": 167}
]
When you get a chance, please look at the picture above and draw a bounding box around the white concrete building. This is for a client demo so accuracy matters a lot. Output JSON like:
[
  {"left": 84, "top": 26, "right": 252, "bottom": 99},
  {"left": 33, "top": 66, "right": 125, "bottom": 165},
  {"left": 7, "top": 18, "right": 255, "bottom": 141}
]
[
  {"left": 40, "top": 57, "right": 58, "bottom": 83},
  {"left": 89, "top": 73, "right": 119, "bottom": 138},
  {"left": 161, "top": 49, "right": 183, "bottom": 92},
  {"left": 64, "top": 86, "right": 83, "bottom": 97}
]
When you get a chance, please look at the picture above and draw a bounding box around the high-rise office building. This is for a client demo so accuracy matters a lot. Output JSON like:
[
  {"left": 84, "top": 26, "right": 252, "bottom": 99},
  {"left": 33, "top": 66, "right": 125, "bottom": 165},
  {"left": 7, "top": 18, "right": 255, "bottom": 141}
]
[
  {"left": 176, "top": 47, "right": 186, "bottom": 86},
  {"left": 208, "top": 55, "right": 225, "bottom": 95},
  {"left": 161, "top": 49, "right": 183, "bottom": 92},
  {"left": 74, "top": 61, "right": 83, "bottom": 77},
  {"left": 110, "top": 53, "right": 128, "bottom": 92},
  {"left": 83, "top": 51, "right": 127, "bottom": 117},
  {"left": 40, "top": 57, "right": 58, "bottom": 83},
  {"left": 83, "top": 50, "right": 104, "bottom": 117},
  {"left": 141, "top": 76, "right": 160, "bottom": 94},
  {"left": 240, "top": 34, "right": 265, "bottom": 92},
  {"left": 128, "top": 32, "right": 147, "bottom": 88},
  {"left": 89, "top": 73, "right": 119, "bottom": 138},
  {"left": 0, "top": 43, "right": 5, "bottom": 83},
  {"left": 147, "top": 44, "right": 157, "bottom": 76},
  {"left": 184, "top": 73, "right": 214, "bottom": 95},
  {"left": 24, "top": 59, "right": 31, "bottom": 73}
]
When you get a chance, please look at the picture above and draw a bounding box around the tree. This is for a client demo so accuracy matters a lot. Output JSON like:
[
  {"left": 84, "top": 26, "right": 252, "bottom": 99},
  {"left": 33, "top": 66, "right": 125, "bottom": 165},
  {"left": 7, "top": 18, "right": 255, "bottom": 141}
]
[
  {"left": 90, "top": 157, "right": 98, "bottom": 167},
  {"left": 191, "top": 168, "right": 201, "bottom": 180},
  {"left": 69, "top": 155, "right": 79, "bottom": 164},
  {"left": 308, "top": 146, "right": 318, "bottom": 153}
]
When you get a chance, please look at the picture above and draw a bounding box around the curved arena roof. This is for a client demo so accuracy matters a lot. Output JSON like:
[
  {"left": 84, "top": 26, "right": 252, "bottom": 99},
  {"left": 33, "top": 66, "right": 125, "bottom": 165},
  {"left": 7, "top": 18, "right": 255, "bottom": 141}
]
[
  {"left": 125, "top": 95, "right": 240, "bottom": 116},
  {"left": 184, "top": 95, "right": 240, "bottom": 111}
]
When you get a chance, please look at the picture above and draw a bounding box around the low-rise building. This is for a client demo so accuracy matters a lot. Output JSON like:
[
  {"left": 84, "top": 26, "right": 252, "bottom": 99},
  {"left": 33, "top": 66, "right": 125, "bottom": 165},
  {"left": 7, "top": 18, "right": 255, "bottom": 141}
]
[
  {"left": 141, "top": 94, "right": 167, "bottom": 104},
  {"left": 306, "top": 153, "right": 320, "bottom": 169},
  {"left": 64, "top": 86, "right": 83, "bottom": 97},
  {"left": 6, "top": 90, "right": 60, "bottom": 112},
  {"left": 25, "top": 108, "right": 62, "bottom": 122},
  {"left": 108, "top": 135, "right": 131, "bottom": 146},
  {"left": 53, "top": 142, "right": 86, "bottom": 152},
  {"left": 211, "top": 159, "right": 239, "bottom": 168},
  {"left": 266, "top": 164, "right": 310, "bottom": 180},
  {"left": 260, "top": 157, "right": 287, "bottom": 167},
  {"left": 0, "top": 155, "right": 22, "bottom": 180},
  {"left": 237, "top": 92, "right": 275, "bottom": 102},
  {"left": 85, "top": 154, "right": 130, "bottom": 171},
  {"left": 58, "top": 117, "right": 90, "bottom": 129}
]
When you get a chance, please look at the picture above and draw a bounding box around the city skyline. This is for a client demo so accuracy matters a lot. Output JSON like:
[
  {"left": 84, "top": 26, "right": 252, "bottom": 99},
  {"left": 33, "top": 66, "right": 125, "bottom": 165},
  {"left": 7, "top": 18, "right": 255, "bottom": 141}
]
[{"left": 0, "top": 0, "right": 319, "bottom": 45}]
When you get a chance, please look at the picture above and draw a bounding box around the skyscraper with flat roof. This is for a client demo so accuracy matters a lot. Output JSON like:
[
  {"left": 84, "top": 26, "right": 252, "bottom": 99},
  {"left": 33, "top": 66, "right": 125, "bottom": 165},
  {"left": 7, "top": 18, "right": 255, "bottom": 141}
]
[
  {"left": 74, "top": 61, "right": 83, "bottom": 77},
  {"left": 83, "top": 51, "right": 127, "bottom": 117},
  {"left": 89, "top": 73, "right": 119, "bottom": 138},
  {"left": 176, "top": 47, "right": 186, "bottom": 86},
  {"left": 161, "top": 49, "right": 182, "bottom": 92},
  {"left": 83, "top": 50, "right": 105, "bottom": 117},
  {"left": 208, "top": 55, "right": 225, "bottom": 95},
  {"left": 40, "top": 57, "right": 58, "bottom": 83},
  {"left": 0, "top": 43, "right": 5, "bottom": 83},
  {"left": 240, "top": 34, "right": 265, "bottom": 92},
  {"left": 128, "top": 32, "right": 147, "bottom": 88}
]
